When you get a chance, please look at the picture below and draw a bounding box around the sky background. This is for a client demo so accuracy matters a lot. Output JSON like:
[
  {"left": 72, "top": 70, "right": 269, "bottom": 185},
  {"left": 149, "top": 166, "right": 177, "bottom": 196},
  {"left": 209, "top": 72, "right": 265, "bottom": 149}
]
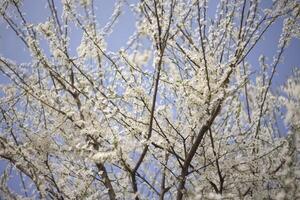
[
  {"left": 0, "top": 0, "right": 299, "bottom": 197},
  {"left": 1, "top": 1, "right": 299, "bottom": 85}
]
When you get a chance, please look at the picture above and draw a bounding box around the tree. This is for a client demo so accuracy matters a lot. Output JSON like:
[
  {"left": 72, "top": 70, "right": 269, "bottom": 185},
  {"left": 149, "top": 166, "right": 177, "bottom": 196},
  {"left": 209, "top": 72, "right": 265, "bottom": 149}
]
[{"left": 0, "top": 0, "right": 299, "bottom": 199}]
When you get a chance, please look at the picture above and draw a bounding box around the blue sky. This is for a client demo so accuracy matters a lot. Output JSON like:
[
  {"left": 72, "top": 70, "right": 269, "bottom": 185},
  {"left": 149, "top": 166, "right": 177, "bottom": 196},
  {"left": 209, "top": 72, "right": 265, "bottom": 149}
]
[
  {"left": 0, "top": 0, "right": 136, "bottom": 61},
  {"left": 1, "top": 0, "right": 298, "bottom": 85},
  {"left": 0, "top": 0, "right": 299, "bottom": 197}
]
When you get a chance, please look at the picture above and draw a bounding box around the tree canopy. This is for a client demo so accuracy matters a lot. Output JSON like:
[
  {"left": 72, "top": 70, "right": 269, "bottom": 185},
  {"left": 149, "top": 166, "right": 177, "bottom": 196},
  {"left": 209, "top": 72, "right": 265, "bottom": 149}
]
[{"left": 0, "top": 0, "right": 299, "bottom": 199}]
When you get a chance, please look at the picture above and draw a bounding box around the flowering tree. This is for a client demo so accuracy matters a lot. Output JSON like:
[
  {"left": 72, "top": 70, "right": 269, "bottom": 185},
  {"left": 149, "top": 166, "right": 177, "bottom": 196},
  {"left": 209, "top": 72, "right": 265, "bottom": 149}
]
[{"left": 0, "top": 0, "right": 299, "bottom": 199}]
